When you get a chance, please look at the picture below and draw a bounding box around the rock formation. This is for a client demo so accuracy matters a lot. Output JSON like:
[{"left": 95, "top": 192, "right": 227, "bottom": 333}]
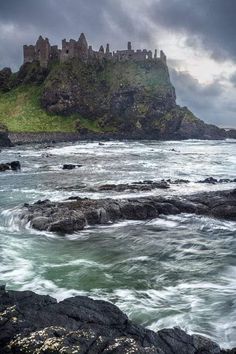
[
  {"left": 23, "top": 189, "right": 236, "bottom": 234},
  {"left": 0, "top": 285, "right": 234, "bottom": 353}
]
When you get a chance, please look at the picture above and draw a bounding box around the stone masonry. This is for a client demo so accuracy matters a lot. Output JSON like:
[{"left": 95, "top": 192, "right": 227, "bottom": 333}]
[{"left": 23, "top": 33, "right": 167, "bottom": 68}]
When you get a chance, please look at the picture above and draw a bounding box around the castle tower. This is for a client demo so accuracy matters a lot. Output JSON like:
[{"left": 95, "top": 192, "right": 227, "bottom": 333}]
[
  {"left": 160, "top": 50, "right": 167, "bottom": 64},
  {"left": 154, "top": 49, "right": 157, "bottom": 59},
  {"left": 99, "top": 45, "right": 104, "bottom": 53},
  {"left": 78, "top": 33, "right": 88, "bottom": 61},
  {"left": 35, "top": 36, "right": 51, "bottom": 67},
  {"left": 23, "top": 45, "right": 36, "bottom": 64},
  {"left": 128, "top": 41, "right": 132, "bottom": 51}
]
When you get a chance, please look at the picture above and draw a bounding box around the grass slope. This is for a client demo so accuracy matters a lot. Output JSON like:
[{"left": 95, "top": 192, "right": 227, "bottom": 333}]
[{"left": 0, "top": 85, "right": 79, "bottom": 132}]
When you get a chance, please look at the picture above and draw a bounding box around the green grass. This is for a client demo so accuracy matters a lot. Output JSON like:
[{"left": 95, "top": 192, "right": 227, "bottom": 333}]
[
  {"left": 99, "top": 60, "right": 171, "bottom": 92},
  {"left": 0, "top": 85, "right": 80, "bottom": 133}
]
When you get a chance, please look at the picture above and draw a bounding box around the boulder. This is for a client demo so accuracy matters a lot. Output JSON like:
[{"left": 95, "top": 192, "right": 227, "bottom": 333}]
[
  {"left": 0, "top": 161, "right": 21, "bottom": 172},
  {"left": 63, "top": 164, "right": 82, "bottom": 170}
]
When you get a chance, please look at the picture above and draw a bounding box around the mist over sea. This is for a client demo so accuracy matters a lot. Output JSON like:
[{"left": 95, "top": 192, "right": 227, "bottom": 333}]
[{"left": 0, "top": 139, "right": 236, "bottom": 348}]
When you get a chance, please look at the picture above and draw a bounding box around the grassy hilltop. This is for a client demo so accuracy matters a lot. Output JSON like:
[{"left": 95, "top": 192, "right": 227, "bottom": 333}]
[{"left": 0, "top": 59, "right": 227, "bottom": 139}]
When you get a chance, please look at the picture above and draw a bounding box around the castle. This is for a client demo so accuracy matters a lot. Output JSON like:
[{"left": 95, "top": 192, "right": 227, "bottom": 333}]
[{"left": 23, "top": 33, "right": 167, "bottom": 68}]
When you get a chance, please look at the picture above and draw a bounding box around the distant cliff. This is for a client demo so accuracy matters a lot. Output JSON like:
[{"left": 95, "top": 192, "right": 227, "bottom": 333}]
[{"left": 0, "top": 58, "right": 234, "bottom": 140}]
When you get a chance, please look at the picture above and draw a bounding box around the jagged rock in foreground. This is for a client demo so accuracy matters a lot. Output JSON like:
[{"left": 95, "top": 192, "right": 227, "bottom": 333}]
[
  {"left": 23, "top": 189, "right": 236, "bottom": 234},
  {"left": 0, "top": 285, "right": 234, "bottom": 353}
]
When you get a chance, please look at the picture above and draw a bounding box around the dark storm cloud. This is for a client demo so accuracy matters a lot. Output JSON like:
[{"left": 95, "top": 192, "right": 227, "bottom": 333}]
[
  {"left": 149, "top": 0, "right": 236, "bottom": 61},
  {"left": 0, "top": 0, "right": 151, "bottom": 70},
  {"left": 170, "top": 68, "right": 236, "bottom": 127}
]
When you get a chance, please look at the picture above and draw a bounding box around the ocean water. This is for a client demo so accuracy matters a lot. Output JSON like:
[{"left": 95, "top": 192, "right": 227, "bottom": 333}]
[{"left": 0, "top": 139, "right": 236, "bottom": 348}]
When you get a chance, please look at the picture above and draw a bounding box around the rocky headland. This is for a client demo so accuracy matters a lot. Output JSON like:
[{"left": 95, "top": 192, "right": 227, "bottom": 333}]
[
  {"left": 0, "top": 56, "right": 235, "bottom": 141},
  {"left": 0, "top": 285, "right": 235, "bottom": 353}
]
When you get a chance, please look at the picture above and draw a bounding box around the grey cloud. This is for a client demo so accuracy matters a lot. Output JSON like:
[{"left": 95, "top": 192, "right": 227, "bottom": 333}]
[
  {"left": 230, "top": 72, "right": 236, "bottom": 88},
  {"left": 149, "top": 0, "right": 236, "bottom": 61},
  {"left": 170, "top": 68, "right": 236, "bottom": 127},
  {"left": 0, "top": 0, "right": 152, "bottom": 71}
]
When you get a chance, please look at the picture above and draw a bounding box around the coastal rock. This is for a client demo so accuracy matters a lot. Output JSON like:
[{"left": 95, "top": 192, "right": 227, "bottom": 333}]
[
  {"left": 23, "top": 189, "right": 236, "bottom": 234},
  {"left": 0, "top": 124, "right": 13, "bottom": 147},
  {"left": 97, "top": 180, "right": 170, "bottom": 192},
  {"left": 0, "top": 285, "right": 231, "bottom": 353},
  {"left": 0, "top": 161, "right": 21, "bottom": 172},
  {"left": 198, "top": 177, "right": 236, "bottom": 184},
  {"left": 63, "top": 164, "right": 82, "bottom": 170}
]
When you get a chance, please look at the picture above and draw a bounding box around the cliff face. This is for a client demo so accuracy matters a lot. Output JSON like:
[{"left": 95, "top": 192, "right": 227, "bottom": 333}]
[
  {"left": 41, "top": 59, "right": 178, "bottom": 137},
  {"left": 0, "top": 59, "right": 233, "bottom": 139},
  {"left": 40, "top": 59, "right": 227, "bottom": 139}
]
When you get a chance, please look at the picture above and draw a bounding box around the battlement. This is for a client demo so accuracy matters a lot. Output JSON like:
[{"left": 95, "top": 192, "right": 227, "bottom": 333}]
[{"left": 23, "top": 34, "right": 167, "bottom": 68}]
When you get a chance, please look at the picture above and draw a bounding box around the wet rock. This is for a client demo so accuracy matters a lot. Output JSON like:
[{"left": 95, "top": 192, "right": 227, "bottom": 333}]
[
  {"left": 0, "top": 163, "right": 10, "bottom": 172},
  {"left": 198, "top": 177, "right": 218, "bottom": 184},
  {"left": 10, "top": 161, "right": 21, "bottom": 171},
  {"left": 0, "top": 123, "right": 13, "bottom": 147},
  {"left": 198, "top": 177, "right": 236, "bottom": 184},
  {"left": 167, "top": 178, "right": 190, "bottom": 184},
  {"left": 0, "top": 161, "right": 21, "bottom": 172},
  {"left": 62, "top": 164, "right": 82, "bottom": 170},
  {"left": 49, "top": 212, "right": 86, "bottom": 234},
  {"left": 98, "top": 180, "right": 170, "bottom": 192},
  {"left": 23, "top": 189, "right": 236, "bottom": 234},
  {"left": 0, "top": 286, "right": 231, "bottom": 353}
]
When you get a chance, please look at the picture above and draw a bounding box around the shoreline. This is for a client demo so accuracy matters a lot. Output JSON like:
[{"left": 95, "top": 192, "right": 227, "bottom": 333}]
[{"left": 9, "top": 131, "right": 235, "bottom": 145}]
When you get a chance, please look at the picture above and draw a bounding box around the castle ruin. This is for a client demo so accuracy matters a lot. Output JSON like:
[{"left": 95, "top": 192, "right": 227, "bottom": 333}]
[{"left": 23, "top": 33, "right": 167, "bottom": 68}]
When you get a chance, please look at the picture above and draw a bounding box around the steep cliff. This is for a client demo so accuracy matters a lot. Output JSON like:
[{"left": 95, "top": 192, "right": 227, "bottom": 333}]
[{"left": 0, "top": 59, "right": 232, "bottom": 139}]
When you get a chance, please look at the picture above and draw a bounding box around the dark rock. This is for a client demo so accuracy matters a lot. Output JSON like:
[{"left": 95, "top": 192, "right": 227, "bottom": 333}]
[
  {"left": 98, "top": 180, "right": 170, "bottom": 193},
  {"left": 49, "top": 213, "right": 86, "bottom": 234},
  {"left": 63, "top": 164, "right": 82, "bottom": 170},
  {"left": 0, "top": 286, "right": 231, "bottom": 353},
  {"left": 23, "top": 189, "right": 236, "bottom": 234},
  {"left": 199, "top": 177, "right": 218, "bottom": 184},
  {"left": 10, "top": 161, "right": 21, "bottom": 171},
  {"left": 0, "top": 124, "right": 13, "bottom": 147},
  {"left": 0, "top": 163, "right": 10, "bottom": 172},
  {"left": 0, "top": 161, "right": 21, "bottom": 172}
]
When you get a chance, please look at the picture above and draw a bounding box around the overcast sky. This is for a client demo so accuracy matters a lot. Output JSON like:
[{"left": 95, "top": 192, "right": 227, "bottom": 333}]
[{"left": 0, "top": 0, "right": 235, "bottom": 127}]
